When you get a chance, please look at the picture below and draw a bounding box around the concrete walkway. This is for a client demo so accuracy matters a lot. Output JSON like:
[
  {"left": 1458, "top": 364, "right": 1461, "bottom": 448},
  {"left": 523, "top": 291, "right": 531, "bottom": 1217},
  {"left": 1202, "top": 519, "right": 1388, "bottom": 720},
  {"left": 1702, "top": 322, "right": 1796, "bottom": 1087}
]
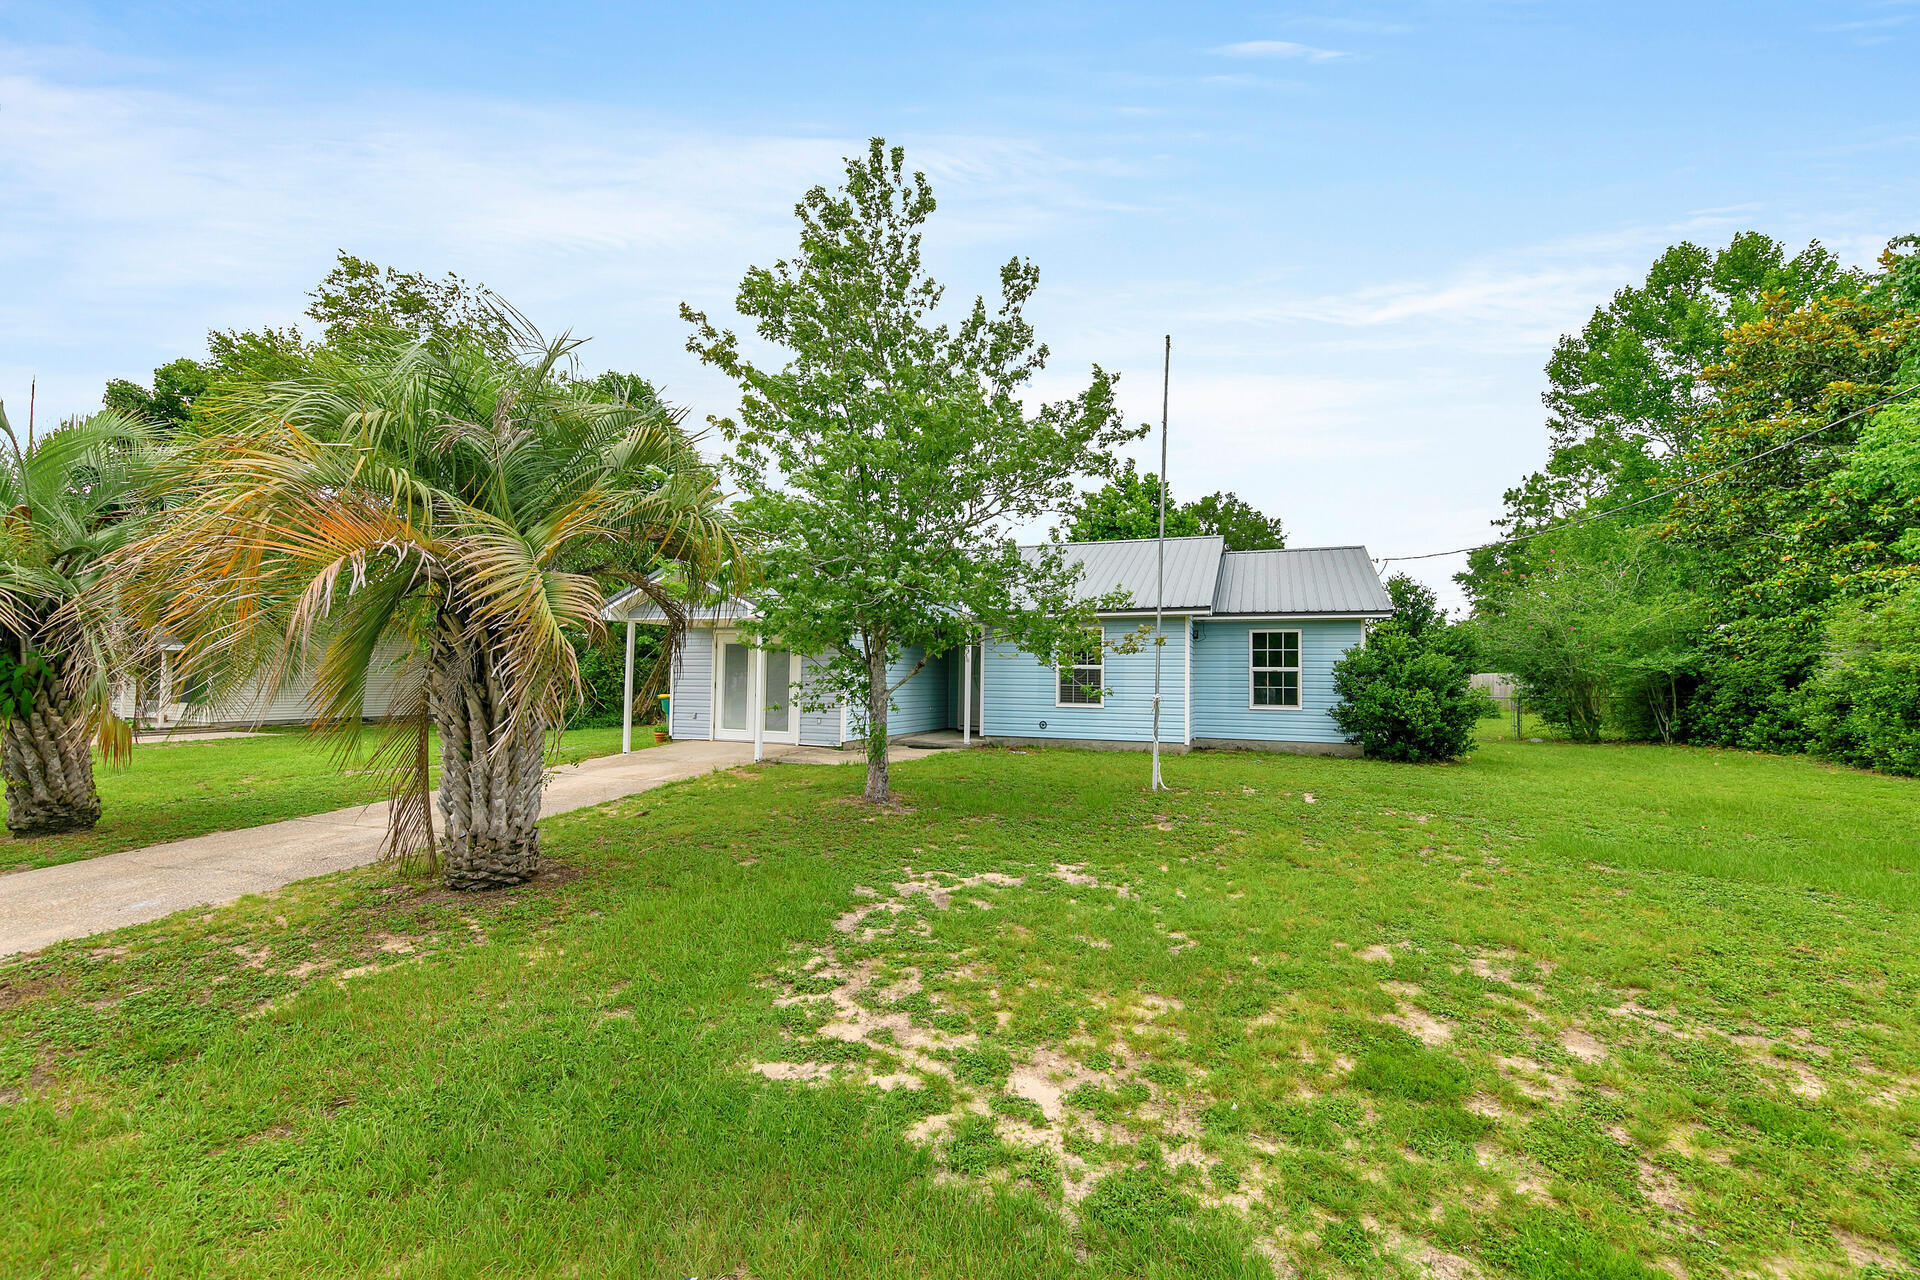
[{"left": 0, "top": 739, "right": 931, "bottom": 959}]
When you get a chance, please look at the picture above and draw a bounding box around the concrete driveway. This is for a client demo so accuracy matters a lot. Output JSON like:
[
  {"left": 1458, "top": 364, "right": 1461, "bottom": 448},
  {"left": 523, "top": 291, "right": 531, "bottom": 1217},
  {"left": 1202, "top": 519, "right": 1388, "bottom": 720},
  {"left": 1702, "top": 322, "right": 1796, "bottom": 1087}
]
[{"left": 0, "top": 739, "right": 932, "bottom": 959}]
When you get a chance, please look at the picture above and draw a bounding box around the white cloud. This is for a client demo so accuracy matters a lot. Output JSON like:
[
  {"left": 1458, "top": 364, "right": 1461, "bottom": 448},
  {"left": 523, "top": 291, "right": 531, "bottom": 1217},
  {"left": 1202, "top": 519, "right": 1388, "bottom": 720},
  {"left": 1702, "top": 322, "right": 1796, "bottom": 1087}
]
[
  {"left": 1210, "top": 39, "right": 1349, "bottom": 62},
  {"left": 0, "top": 63, "right": 1120, "bottom": 423}
]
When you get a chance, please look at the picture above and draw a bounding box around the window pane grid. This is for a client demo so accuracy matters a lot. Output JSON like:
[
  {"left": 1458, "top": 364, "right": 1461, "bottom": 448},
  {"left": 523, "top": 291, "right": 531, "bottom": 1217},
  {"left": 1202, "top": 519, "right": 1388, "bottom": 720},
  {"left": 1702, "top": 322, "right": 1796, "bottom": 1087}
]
[
  {"left": 1057, "top": 630, "right": 1104, "bottom": 707},
  {"left": 1250, "top": 630, "right": 1301, "bottom": 709}
]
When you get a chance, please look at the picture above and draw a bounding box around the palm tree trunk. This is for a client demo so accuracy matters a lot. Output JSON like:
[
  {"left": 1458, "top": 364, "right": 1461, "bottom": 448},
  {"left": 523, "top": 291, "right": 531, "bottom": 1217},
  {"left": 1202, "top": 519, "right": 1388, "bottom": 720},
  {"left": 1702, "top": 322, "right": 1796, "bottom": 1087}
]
[
  {"left": 864, "top": 641, "right": 890, "bottom": 804},
  {"left": 430, "top": 626, "right": 546, "bottom": 890},
  {"left": 4, "top": 686, "right": 101, "bottom": 838}
]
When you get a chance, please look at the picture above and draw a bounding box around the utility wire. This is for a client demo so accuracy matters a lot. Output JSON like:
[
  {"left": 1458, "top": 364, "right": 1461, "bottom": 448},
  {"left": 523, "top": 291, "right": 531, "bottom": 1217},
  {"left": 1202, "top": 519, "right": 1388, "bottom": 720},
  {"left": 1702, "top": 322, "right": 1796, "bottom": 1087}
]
[{"left": 1374, "top": 380, "right": 1920, "bottom": 568}]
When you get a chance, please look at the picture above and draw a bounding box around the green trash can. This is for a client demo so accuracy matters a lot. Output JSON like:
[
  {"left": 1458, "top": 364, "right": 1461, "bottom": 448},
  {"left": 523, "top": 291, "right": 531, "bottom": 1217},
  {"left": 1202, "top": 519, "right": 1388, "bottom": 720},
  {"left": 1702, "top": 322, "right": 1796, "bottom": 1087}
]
[{"left": 658, "top": 693, "right": 671, "bottom": 734}]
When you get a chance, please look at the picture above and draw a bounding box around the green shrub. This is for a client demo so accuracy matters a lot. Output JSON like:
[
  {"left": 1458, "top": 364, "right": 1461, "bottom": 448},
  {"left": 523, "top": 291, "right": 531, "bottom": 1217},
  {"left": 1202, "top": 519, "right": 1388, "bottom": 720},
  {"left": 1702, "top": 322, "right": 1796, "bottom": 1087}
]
[
  {"left": 1330, "top": 629, "right": 1487, "bottom": 762},
  {"left": 1799, "top": 586, "right": 1920, "bottom": 776}
]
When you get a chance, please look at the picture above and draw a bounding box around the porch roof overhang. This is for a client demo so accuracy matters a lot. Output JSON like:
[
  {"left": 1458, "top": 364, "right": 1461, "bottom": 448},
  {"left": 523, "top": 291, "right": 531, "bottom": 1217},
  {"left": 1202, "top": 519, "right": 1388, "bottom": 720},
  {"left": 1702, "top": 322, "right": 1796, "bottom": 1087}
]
[{"left": 599, "top": 588, "right": 758, "bottom": 625}]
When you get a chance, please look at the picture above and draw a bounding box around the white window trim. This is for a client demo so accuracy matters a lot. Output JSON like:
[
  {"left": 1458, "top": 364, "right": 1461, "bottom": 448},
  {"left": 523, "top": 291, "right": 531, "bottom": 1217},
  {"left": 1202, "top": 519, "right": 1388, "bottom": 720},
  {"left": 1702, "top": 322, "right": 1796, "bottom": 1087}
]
[
  {"left": 1248, "top": 628, "right": 1303, "bottom": 711},
  {"left": 1055, "top": 628, "right": 1106, "bottom": 708}
]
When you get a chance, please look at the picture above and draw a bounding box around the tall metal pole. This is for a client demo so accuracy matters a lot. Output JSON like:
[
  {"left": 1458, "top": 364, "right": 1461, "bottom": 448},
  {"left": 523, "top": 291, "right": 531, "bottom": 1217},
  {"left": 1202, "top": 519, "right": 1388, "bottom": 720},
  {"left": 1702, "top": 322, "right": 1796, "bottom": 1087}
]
[{"left": 1151, "top": 335, "right": 1170, "bottom": 792}]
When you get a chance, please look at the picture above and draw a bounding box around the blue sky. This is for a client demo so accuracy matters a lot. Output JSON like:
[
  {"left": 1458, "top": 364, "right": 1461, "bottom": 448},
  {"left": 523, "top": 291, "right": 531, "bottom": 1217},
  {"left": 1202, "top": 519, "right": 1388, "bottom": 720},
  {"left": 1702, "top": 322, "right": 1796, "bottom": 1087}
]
[{"left": 5, "top": 1, "right": 1916, "bottom": 606}]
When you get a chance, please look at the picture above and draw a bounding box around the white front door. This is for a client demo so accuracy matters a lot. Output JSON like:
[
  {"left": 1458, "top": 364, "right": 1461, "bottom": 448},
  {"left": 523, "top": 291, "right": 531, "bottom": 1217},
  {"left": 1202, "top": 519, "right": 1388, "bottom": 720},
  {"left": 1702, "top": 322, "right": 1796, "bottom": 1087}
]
[{"left": 712, "top": 632, "right": 801, "bottom": 745}]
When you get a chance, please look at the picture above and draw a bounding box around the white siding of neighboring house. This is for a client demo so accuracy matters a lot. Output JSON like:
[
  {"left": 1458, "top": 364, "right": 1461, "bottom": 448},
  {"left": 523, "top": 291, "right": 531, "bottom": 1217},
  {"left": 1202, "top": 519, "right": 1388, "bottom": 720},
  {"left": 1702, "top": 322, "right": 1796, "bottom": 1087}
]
[{"left": 115, "top": 646, "right": 408, "bottom": 730}]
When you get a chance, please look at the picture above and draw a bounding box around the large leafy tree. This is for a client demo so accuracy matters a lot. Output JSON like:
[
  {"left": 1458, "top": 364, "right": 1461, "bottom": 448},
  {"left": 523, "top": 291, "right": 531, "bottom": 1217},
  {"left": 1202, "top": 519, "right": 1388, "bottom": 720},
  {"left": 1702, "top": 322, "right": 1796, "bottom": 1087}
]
[
  {"left": 0, "top": 405, "right": 153, "bottom": 836},
  {"left": 1502, "top": 234, "right": 1861, "bottom": 530},
  {"left": 306, "top": 252, "right": 517, "bottom": 357},
  {"left": 1064, "top": 460, "right": 1200, "bottom": 542},
  {"left": 99, "top": 249, "right": 504, "bottom": 432},
  {"left": 117, "top": 327, "right": 738, "bottom": 887},
  {"left": 685, "top": 139, "right": 1140, "bottom": 803},
  {"left": 1661, "top": 264, "right": 1920, "bottom": 749},
  {"left": 1062, "top": 458, "right": 1285, "bottom": 550}
]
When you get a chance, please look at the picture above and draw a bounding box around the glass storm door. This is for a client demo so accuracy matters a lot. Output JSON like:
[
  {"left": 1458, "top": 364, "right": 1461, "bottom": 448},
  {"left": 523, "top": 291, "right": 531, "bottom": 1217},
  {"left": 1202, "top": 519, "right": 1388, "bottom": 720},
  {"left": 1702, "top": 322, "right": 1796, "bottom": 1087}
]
[
  {"left": 713, "top": 634, "right": 801, "bottom": 744},
  {"left": 719, "top": 641, "right": 752, "bottom": 734}
]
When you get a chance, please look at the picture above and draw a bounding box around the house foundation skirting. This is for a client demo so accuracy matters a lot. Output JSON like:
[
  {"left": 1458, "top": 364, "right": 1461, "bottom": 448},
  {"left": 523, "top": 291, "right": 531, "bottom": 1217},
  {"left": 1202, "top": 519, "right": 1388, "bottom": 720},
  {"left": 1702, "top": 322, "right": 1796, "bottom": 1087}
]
[
  {"left": 985, "top": 736, "right": 1192, "bottom": 755},
  {"left": 1190, "top": 737, "right": 1362, "bottom": 757}
]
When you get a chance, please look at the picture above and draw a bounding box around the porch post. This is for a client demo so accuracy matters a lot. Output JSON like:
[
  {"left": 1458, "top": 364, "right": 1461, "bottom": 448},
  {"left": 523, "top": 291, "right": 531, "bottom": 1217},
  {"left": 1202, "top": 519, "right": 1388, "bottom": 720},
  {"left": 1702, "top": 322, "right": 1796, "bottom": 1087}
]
[
  {"left": 752, "top": 645, "right": 766, "bottom": 763},
  {"left": 621, "top": 620, "right": 636, "bottom": 754},
  {"left": 961, "top": 641, "right": 972, "bottom": 745}
]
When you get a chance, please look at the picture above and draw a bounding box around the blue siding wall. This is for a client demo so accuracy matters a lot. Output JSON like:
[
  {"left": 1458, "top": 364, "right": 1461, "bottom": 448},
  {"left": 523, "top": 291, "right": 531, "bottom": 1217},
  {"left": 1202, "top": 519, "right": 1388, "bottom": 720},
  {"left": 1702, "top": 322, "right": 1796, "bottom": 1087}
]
[
  {"left": 890, "top": 648, "right": 953, "bottom": 735},
  {"left": 796, "top": 654, "right": 844, "bottom": 746},
  {"left": 668, "top": 628, "right": 715, "bottom": 739},
  {"left": 1189, "top": 618, "right": 1363, "bottom": 744},
  {"left": 671, "top": 629, "right": 846, "bottom": 745},
  {"left": 846, "top": 645, "right": 956, "bottom": 739},
  {"left": 982, "top": 619, "right": 1190, "bottom": 744}
]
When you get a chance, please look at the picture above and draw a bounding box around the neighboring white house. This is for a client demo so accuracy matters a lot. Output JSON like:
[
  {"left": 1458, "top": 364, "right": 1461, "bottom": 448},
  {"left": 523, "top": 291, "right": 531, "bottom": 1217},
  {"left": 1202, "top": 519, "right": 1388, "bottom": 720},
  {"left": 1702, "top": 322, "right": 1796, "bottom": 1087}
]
[
  {"left": 600, "top": 537, "right": 1393, "bottom": 757},
  {"left": 112, "top": 643, "right": 406, "bottom": 731}
]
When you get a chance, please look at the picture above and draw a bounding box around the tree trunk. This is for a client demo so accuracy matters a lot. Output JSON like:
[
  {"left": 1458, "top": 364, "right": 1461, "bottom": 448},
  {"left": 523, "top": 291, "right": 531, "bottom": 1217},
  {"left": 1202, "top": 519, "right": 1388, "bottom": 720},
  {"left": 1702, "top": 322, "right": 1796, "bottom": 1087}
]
[
  {"left": 864, "top": 641, "right": 891, "bottom": 804},
  {"left": 4, "top": 685, "right": 101, "bottom": 838},
  {"left": 429, "top": 625, "right": 546, "bottom": 890}
]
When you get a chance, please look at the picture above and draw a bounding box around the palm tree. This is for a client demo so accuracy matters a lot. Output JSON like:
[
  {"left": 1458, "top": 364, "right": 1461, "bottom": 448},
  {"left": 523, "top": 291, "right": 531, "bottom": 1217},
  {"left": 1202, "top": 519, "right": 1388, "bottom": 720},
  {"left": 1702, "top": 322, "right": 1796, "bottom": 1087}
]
[
  {"left": 118, "top": 327, "right": 741, "bottom": 888},
  {"left": 0, "top": 404, "right": 151, "bottom": 837}
]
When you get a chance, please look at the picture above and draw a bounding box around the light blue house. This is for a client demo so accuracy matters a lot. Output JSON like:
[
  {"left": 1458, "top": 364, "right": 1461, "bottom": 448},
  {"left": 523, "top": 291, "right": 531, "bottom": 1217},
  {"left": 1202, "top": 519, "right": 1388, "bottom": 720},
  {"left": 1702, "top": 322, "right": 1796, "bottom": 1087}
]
[{"left": 601, "top": 537, "right": 1392, "bottom": 757}]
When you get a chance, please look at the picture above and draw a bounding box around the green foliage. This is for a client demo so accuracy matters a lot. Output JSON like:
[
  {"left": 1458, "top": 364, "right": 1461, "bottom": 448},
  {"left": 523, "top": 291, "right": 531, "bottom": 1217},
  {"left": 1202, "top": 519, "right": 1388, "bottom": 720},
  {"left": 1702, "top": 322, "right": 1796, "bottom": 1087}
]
[
  {"left": 1522, "top": 1112, "right": 1638, "bottom": 1196},
  {"left": 1330, "top": 575, "right": 1487, "bottom": 761},
  {"left": 1799, "top": 585, "right": 1920, "bottom": 775},
  {"left": 1188, "top": 490, "right": 1286, "bottom": 550},
  {"left": 1478, "top": 527, "right": 1703, "bottom": 743},
  {"left": 566, "top": 628, "right": 662, "bottom": 730},
  {"left": 102, "top": 357, "right": 212, "bottom": 430},
  {"left": 120, "top": 325, "right": 737, "bottom": 861},
  {"left": 306, "top": 251, "right": 515, "bottom": 356},
  {"left": 1484, "top": 1208, "right": 1666, "bottom": 1280},
  {"left": 683, "top": 138, "right": 1142, "bottom": 798},
  {"left": 0, "top": 650, "right": 53, "bottom": 722},
  {"left": 1470, "top": 233, "right": 1920, "bottom": 758},
  {"left": 1508, "top": 233, "right": 1861, "bottom": 528},
  {"left": 943, "top": 1114, "right": 1010, "bottom": 1175},
  {"left": 1061, "top": 457, "right": 1285, "bottom": 550},
  {"left": 0, "top": 405, "right": 161, "bottom": 736},
  {"left": 1062, "top": 458, "right": 1200, "bottom": 542}
]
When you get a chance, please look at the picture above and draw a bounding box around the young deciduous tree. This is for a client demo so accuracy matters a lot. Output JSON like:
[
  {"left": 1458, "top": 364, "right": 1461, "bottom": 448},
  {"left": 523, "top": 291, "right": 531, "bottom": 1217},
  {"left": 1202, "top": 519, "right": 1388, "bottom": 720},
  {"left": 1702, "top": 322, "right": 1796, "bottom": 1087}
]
[{"left": 684, "top": 139, "right": 1142, "bottom": 803}]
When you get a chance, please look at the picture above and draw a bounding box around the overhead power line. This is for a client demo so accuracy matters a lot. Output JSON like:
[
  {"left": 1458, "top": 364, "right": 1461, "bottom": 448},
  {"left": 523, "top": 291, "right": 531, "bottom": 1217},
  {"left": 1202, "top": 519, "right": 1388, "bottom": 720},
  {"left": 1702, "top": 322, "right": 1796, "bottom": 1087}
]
[{"left": 1374, "top": 380, "right": 1920, "bottom": 568}]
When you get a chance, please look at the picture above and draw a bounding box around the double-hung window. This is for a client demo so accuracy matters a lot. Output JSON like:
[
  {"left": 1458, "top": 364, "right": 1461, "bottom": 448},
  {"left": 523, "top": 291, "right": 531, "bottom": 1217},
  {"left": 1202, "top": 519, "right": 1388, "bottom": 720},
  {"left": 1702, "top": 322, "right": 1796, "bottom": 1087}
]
[
  {"left": 1250, "top": 630, "right": 1301, "bottom": 709},
  {"left": 1056, "top": 630, "right": 1105, "bottom": 706}
]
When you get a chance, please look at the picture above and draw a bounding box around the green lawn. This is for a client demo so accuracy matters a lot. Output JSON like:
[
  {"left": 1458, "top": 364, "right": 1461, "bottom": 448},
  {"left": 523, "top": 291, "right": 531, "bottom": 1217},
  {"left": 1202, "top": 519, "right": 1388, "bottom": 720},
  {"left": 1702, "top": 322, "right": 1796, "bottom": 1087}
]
[
  {"left": 2, "top": 737, "right": 1917, "bottom": 1278},
  {"left": 1, "top": 726, "right": 637, "bottom": 872}
]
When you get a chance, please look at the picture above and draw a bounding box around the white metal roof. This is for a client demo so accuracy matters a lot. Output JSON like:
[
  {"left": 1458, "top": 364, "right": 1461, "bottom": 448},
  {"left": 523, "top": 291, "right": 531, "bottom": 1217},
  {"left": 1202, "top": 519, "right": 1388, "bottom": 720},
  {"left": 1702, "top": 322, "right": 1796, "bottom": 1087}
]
[
  {"left": 1210, "top": 546, "right": 1392, "bottom": 616},
  {"left": 599, "top": 589, "right": 756, "bottom": 624},
  {"left": 599, "top": 540, "right": 1392, "bottom": 623},
  {"left": 1024, "top": 535, "right": 1226, "bottom": 612}
]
